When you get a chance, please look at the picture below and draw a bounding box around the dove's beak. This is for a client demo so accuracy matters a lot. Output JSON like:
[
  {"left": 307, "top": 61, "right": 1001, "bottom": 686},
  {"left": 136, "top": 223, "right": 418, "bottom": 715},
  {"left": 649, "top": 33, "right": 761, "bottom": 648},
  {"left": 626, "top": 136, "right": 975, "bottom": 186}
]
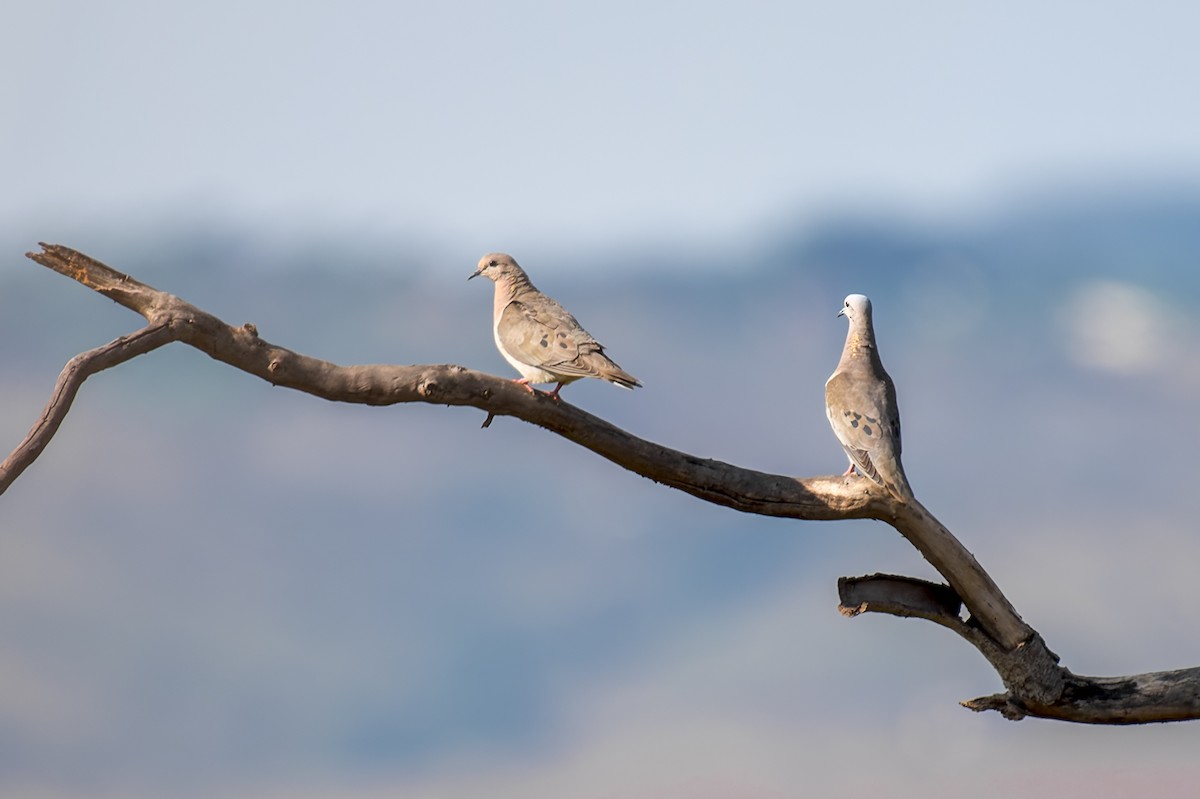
[
  {"left": 467, "top": 270, "right": 480, "bottom": 281},
  {"left": 837, "top": 307, "right": 846, "bottom": 318}
]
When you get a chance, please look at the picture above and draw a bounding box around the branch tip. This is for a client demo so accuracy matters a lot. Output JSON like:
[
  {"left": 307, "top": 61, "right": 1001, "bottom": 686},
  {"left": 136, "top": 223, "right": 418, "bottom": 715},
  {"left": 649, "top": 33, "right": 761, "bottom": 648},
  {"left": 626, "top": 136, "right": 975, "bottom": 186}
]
[
  {"left": 961, "top": 693, "right": 1027, "bottom": 721},
  {"left": 838, "top": 602, "right": 867, "bottom": 618}
]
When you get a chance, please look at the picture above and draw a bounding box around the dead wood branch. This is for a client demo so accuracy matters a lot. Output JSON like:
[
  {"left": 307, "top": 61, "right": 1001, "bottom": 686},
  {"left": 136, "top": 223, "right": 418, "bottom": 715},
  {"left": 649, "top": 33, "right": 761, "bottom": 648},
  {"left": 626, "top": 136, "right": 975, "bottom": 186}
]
[{"left": 6, "top": 243, "right": 1199, "bottom": 725}]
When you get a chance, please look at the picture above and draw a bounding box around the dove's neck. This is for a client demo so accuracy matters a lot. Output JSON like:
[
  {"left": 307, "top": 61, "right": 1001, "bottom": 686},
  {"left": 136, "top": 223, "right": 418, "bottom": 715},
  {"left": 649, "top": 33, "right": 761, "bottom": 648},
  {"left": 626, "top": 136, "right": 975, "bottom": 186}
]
[
  {"left": 497, "top": 270, "right": 537, "bottom": 301},
  {"left": 839, "top": 321, "right": 883, "bottom": 370}
]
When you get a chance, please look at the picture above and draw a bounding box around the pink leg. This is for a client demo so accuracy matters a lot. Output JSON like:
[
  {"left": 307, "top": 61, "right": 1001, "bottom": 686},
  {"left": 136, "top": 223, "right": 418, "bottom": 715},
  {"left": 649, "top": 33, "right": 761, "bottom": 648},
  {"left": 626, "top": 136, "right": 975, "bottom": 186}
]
[
  {"left": 513, "top": 378, "right": 562, "bottom": 400},
  {"left": 842, "top": 463, "right": 856, "bottom": 477}
]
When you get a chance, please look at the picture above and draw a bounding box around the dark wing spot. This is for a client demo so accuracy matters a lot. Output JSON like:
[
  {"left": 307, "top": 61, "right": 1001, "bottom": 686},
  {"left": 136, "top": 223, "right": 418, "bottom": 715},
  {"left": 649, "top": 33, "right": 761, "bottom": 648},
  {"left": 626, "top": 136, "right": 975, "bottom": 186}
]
[
  {"left": 539, "top": 336, "right": 549, "bottom": 348},
  {"left": 558, "top": 342, "right": 568, "bottom": 349},
  {"left": 850, "top": 419, "right": 859, "bottom": 429},
  {"left": 862, "top": 425, "right": 873, "bottom": 436},
  {"left": 852, "top": 412, "right": 862, "bottom": 420},
  {"left": 865, "top": 415, "right": 878, "bottom": 424},
  {"left": 843, "top": 410, "right": 851, "bottom": 417}
]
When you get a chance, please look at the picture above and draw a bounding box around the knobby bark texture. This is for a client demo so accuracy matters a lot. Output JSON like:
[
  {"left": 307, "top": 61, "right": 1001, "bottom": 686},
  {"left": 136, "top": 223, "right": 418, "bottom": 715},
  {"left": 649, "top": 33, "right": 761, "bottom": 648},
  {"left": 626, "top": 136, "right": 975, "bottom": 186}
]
[{"left": 5, "top": 243, "right": 1199, "bottom": 725}]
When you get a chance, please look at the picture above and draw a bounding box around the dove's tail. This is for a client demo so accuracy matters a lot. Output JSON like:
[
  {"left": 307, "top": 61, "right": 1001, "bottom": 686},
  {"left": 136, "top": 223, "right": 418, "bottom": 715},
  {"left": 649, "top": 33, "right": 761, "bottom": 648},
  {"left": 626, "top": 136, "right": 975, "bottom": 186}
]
[{"left": 602, "top": 366, "right": 642, "bottom": 390}]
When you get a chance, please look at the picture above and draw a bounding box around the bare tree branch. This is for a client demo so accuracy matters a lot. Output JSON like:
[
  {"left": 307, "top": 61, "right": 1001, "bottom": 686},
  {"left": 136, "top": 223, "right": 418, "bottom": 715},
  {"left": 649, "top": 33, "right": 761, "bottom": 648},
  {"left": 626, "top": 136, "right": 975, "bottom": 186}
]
[
  {"left": 837, "top": 574, "right": 1200, "bottom": 723},
  {"left": 0, "top": 322, "right": 178, "bottom": 492},
  {"left": 962, "top": 667, "right": 1200, "bottom": 724},
  {"left": 7, "top": 243, "right": 1200, "bottom": 725}
]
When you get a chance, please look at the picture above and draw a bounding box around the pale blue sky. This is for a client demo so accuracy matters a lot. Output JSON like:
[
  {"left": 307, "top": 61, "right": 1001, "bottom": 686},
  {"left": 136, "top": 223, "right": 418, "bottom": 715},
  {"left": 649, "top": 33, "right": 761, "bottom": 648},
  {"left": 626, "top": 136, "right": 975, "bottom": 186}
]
[{"left": 6, "top": 1, "right": 1200, "bottom": 256}]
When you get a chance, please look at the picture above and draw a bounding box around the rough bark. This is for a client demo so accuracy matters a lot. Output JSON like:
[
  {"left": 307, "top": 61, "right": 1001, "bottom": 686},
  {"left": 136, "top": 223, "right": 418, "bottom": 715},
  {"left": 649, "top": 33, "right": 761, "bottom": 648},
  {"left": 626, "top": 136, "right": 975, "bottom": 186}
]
[{"left": 4, "top": 243, "right": 1198, "bottom": 725}]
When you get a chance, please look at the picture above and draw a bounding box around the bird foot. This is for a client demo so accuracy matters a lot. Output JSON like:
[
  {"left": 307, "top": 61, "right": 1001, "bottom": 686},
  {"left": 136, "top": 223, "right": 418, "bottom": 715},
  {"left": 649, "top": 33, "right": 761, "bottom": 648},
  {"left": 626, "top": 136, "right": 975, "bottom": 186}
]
[
  {"left": 842, "top": 464, "right": 857, "bottom": 477},
  {"left": 512, "top": 379, "right": 563, "bottom": 401}
]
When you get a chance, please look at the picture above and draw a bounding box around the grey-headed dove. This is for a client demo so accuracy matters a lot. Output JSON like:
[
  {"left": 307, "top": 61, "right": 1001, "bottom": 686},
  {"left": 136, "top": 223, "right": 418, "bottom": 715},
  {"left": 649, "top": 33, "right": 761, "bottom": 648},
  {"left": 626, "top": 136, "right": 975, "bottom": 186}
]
[
  {"left": 469, "top": 253, "right": 641, "bottom": 398},
  {"left": 825, "top": 294, "right": 913, "bottom": 501}
]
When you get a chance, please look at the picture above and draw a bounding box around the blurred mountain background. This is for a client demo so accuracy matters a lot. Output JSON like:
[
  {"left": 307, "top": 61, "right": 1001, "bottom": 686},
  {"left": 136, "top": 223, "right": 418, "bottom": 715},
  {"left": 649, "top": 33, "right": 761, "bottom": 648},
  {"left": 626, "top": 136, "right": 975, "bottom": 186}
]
[
  {"left": 4, "top": 186, "right": 1200, "bottom": 798},
  {"left": 5, "top": 3, "right": 1200, "bottom": 798}
]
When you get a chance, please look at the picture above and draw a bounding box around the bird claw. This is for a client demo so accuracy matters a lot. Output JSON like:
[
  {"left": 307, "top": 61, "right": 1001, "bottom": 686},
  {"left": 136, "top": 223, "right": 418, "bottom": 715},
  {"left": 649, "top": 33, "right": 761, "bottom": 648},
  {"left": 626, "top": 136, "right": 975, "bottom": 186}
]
[{"left": 512, "top": 378, "right": 564, "bottom": 401}]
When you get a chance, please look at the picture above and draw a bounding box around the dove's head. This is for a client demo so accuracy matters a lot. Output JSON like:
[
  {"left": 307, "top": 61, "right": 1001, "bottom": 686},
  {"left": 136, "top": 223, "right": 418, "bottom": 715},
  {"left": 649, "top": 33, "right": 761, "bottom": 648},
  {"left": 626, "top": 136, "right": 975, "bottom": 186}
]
[
  {"left": 838, "top": 294, "right": 872, "bottom": 323},
  {"left": 469, "top": 252, "right": 523, "bottom": 283}
]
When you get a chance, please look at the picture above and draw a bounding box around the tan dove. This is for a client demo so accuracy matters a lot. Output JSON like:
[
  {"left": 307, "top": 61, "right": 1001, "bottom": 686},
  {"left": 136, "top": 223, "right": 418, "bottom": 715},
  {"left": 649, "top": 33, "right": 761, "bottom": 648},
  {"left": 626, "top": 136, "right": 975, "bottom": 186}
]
[
  {"left": 469, "top": 253, "right": 641, "bottom": 398},
  {"left": 825, "top": 294, "right": 913, "bottom": 501}
]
